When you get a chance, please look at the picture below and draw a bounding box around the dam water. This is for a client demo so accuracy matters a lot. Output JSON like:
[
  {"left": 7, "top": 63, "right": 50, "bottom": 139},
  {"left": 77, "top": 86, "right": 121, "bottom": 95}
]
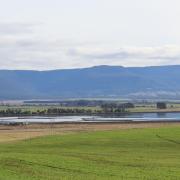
[{"left": 0, "top": 112, "right": 180, "bottom": 124}]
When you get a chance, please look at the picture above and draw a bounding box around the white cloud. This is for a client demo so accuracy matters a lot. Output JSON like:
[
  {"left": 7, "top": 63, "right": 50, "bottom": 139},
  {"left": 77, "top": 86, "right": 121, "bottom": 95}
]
[
  {"left": 69, "top": 45, "right": 180, "bottom": 60},
  {"left": 67, "top": 45, "right": 180, "bottom": 67},
  {"left": 0, "top": 23, "right": 38, "bottom": 35},
  {"left": 0, "top": 0, "right": 180, "bottom": 70},
  {"left": 0, "top": 36, "right": 180, "bottom": 70}
]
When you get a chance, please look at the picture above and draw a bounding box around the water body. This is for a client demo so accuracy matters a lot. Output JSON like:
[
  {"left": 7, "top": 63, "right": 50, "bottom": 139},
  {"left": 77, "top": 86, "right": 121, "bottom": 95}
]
[{"left": 0, "top": 112, "right": 180, "bottom": 124}]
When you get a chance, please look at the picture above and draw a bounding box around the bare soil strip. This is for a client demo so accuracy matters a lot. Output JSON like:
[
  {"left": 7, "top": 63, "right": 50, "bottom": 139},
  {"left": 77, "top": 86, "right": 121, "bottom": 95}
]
[{"left": 0, "top": 121, "right": 180, "bottom": 142}]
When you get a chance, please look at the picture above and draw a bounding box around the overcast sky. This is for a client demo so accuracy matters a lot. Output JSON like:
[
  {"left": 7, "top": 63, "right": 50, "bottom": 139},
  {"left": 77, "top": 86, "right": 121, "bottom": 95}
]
[{"left": 0, "top": 0, "right": 180, "bottom": 70}]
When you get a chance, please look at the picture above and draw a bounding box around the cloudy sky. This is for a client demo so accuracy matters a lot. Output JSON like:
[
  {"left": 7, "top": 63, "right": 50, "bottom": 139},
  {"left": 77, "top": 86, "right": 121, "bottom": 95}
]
[{"left": 0, "top": 0, "right": 180, "bottom": 70}]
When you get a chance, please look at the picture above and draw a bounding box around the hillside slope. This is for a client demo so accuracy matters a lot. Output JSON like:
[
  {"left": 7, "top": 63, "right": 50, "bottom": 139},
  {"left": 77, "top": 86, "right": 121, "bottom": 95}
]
[{"left": 0, "top": 65, "right": 180, "bottom": 99}]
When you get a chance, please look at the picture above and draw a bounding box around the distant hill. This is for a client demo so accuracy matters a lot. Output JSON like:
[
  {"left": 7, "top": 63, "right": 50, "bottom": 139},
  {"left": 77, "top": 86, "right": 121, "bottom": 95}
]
[{"left": 1, "top": 65, "right": 180, "bottom": 100}]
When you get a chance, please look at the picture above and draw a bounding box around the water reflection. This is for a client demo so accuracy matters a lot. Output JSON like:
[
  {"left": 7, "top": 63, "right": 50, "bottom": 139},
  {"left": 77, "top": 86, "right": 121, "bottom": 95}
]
[
  {"left": 157, "top": 113, "right": 166, "bottom": 118},
  {"left": 0, "top": 112, "right": 180, "bottom": 124}
]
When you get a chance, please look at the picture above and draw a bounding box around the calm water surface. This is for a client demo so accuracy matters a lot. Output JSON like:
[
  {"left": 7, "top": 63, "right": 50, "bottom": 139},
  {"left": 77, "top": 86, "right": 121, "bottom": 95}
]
[{"left": 1, "top": 112, "right": 180, "bottom": 124}]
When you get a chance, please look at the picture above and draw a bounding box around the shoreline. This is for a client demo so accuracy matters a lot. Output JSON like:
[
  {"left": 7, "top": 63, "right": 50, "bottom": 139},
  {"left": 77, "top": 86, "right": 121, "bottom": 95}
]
[
  {"left": 1, "top": 115, "right": 180, "bottom": 125},
  {"left": 0, "top": 109, "right": 180, "bottom": 117}
]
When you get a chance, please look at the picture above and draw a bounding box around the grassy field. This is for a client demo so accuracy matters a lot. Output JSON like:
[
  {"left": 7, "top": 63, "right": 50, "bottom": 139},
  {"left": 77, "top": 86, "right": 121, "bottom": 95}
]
[{"left": 0, "top": 126, "right": 180, "bottom": 179}]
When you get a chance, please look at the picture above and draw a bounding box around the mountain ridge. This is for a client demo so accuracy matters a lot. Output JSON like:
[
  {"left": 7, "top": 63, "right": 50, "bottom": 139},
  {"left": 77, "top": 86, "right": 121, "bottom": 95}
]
[{"left": 0, "top": 65, "right": 180, "bottom": 100}]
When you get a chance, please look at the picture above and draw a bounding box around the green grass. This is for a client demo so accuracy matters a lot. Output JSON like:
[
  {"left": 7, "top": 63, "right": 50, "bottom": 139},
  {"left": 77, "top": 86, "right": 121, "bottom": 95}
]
[{"left": 0, "top": 127, "right": 180, "bottom": 179}]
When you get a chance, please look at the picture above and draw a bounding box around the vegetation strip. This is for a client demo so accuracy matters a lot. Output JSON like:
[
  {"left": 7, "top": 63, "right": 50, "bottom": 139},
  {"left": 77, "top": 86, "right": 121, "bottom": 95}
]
[{"left": 0, "top": 126, "right": 180, "bottom": 179}]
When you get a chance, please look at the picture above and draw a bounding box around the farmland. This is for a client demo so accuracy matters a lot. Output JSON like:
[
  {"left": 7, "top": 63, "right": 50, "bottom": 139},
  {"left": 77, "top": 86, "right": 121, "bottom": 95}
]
[{"left": 0, "top": 123, "right": 180, "bottom": 179}]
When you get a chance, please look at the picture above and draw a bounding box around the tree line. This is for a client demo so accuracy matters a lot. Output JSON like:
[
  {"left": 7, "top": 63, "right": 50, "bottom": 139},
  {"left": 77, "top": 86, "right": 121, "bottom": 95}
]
[{"left": 0, "top": 103, "right": 134, "bottom": 116}]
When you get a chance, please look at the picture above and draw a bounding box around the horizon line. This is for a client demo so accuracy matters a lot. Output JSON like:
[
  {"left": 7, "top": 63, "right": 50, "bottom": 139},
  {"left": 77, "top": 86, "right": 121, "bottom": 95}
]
[{"left": 0, "top": 64, "right": 180, "bottom": 71}]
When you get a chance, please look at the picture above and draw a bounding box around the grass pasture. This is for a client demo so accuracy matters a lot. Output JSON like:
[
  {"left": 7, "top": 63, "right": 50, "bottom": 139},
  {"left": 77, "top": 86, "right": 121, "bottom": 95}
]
[{"left": 0, "top": 126, "right": 180, "bottom": 179}]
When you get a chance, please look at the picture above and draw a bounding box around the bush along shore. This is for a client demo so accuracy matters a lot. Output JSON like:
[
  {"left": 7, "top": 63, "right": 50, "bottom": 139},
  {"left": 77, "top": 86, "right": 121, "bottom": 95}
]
[{"left": 0, "top": 106, "right": 128, "bottom": 117}]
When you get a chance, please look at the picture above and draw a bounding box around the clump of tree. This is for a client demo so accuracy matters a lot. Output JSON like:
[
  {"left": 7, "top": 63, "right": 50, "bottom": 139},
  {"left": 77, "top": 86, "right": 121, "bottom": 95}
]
[
  {"left": 157, "top": 102, "right": 167, "bottom": 109},
  {"left": 46, "top": 108, "right": 93, "bottom": 115},
  {"left": 0, "top": 109, "right": 32, "bottom": 116},
  {"left": 101, "top": 102, "right": 134, "bottom": 113},
  {"left": 0, "top": 108, "right": 96, "bottom": 116},
  {"left": 24, "top": 100, "right": 106, "bottom": 107},
  {"left": 0, "top": 102, "right": 134, "bottom": 117},
  {"left": 24, "top": 100, "right": 135, "bottom": 108}
]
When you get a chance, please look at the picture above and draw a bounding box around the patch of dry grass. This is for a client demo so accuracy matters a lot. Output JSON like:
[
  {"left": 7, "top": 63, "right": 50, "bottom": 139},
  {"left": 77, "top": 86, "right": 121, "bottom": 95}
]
[{"left": 1, "top": 122, "right": 180, "bottom": 142}]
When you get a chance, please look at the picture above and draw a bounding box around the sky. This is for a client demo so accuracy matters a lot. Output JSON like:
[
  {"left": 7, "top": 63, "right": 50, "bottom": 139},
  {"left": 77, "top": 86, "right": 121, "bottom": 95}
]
[{"left": 0, "top": 0, "right": 180, "bottom": 70}]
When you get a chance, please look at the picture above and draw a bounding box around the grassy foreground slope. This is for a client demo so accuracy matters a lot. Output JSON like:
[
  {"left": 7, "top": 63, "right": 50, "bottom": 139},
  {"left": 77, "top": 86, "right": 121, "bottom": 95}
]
[{"left": 0, "top": 127, "right": 180, "bottom": 179}]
